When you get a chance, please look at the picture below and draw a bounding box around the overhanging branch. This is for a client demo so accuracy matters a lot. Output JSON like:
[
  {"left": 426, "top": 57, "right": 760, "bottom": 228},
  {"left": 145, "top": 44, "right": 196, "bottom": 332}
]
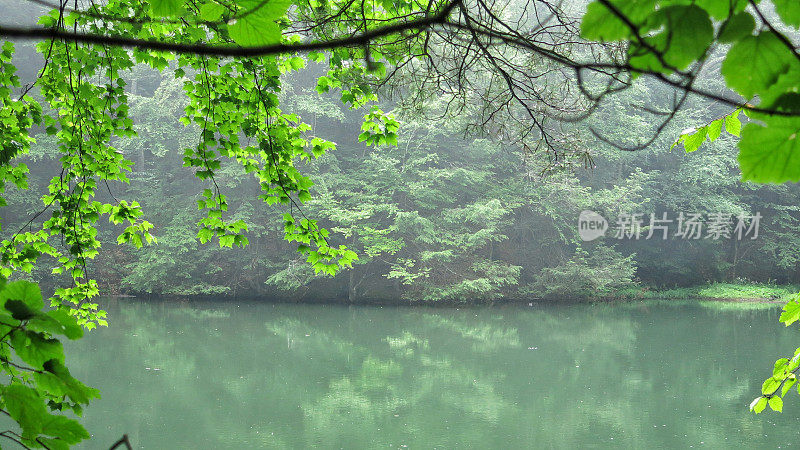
[{"left": 0, "top": 0, "right": 460, "bottom": 57}]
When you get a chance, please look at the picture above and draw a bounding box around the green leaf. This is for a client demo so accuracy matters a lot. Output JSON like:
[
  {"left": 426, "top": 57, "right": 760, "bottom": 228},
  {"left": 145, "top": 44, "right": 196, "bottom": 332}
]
[
  {"left": 768, "top": 93, "right": 800, "bottom": 115},
  {"left": 682, "top": 127, "right": 708, "bottom": 152},
  {"left": 791, "top": 349, "right": 800, "bottom": 367},
  {"left": 751, "top": 396, "right": 767, "bottom": 413},
  {"left": 228, "top": 19, "right": 279, "bottom": 47},
  {"left": 695, "top": 0, "right": 748, "bottom": 19},
  {"left": 228, "top": 0, "right": 291, "bottom": 46},
  {"left": 739, "top": 115, "right": 800, "bottom": 183},
  {"left": 774, "top": 358, "right": 789, "bottom": 377},
  {"left": 29, "top": 309, "right": 84, "bottom": 340},
  {"left": 769, "top": 395, "right": 784, "bottom": 412},
  {"left": 199, "top": 1, "right": 227, "bottom": 22},
  {"left": 773, "top": 0, "right": 800, "bottom": 28},
  {"left": 149, "top": 0, "right": 184, "bottom": 17},
  {"left": 40, "top": 414, "right": 89, "bottom": 444},
  {"left": 35, "top": 359, "right": 100, "bottom": 405},
  {"left": 722, "top": 33, "right": 800, "bottom": 99},
  {"left": 718, "top": 12, "right": 755, "bottom": 44},
  {"left": 725, "top": 113, "right": 742, "bottom": 137},
  {"left": 288, "top": 56, "right": 305, "bottom": 71},
  {"left": 3, "top": 383, "right": 47, "bottom": 436},
  {"left": 580, "top": 0, "right": 656, "bottom": 41},
  {"left": 782, "top": 377, "right": 797, "bottom": 396},
  {"left": 4, "top": 299, "right": 35, "bottom": 320},
  {"left": 660, "top": 6, "right": 713, "bottom": 69},
  {"left": 627, "top": 5, "right": 713, "bottom": 72},
  {"left": 197, "top": 227, "right": 214, "bottom": 243},
  {"left": 38, "top": 438, "right": 70, "bottom": 450},
  {"left": 763, "top": 376, "right": 781, "bottom": 395},
  {"left": 708, "top": 119, "right": 723, "bottom": 141},
  {"left": 780, "top": 297, "right": 800, "bottom": 325},
  {"left": 219, "top": 234, "right": 235, "bottom": 247},
  {"left": 759, "top": 68, "right": 800, "bottom": 113},
  {"left": 0, "top": 280, "right": 44, "bottom": 310},
  {"left": 11, "top": 329, "right": 64, "bottom": 367}
]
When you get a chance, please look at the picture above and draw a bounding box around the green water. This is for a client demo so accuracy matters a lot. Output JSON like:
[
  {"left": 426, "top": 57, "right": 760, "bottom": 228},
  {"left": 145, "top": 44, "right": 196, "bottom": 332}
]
[{"left": 66, "top": 300, "right": 800, "bottom": 449}]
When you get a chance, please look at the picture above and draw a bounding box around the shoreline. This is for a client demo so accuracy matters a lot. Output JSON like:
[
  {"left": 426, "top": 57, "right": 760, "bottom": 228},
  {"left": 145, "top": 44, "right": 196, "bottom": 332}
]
[{"left": 101, "top": 282, "right": 797, "bottom": 307}]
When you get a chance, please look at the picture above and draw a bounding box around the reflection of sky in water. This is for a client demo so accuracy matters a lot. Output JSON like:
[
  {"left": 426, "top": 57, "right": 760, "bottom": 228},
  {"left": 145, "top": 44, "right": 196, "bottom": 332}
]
[{"left": 65, "top": 301, "right": 800, "bottom": 449}]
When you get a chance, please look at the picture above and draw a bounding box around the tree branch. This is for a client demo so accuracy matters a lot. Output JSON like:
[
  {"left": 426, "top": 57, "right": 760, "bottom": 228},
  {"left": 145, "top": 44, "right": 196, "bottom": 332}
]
[
  {"left": 0, "top": 0, "right": 461, "bottom": 57},
  {"left": 109, "top": 434, "right": 133, "bottom": 450}
]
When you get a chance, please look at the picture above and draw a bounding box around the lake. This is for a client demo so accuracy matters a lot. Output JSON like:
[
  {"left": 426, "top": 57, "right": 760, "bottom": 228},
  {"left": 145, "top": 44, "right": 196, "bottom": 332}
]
[{"left": 67, "top": 300, "right": 800, "bottom": 448}]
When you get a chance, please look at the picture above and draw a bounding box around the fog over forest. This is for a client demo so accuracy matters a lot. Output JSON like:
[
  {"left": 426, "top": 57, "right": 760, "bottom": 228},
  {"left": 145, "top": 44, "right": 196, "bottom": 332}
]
[{"left": 5, "top": 30, "right": 798, "bottom": 302}]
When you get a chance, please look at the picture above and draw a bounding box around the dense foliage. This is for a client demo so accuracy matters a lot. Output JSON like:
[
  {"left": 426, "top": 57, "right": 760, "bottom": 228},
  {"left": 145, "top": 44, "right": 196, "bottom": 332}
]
[
  {"left": 0, "top": 279, "right": 96, "bottom": 448},
  {"left": 582, "top": 0, "right": 800, "bottom": 186},
  {"left": 9, "top": 69, "right": 799, "bottom": 304}
]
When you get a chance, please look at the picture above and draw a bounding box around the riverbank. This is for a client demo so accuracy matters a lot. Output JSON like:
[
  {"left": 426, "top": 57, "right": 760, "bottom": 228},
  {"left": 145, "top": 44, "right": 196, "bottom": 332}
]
[
  {"left": 108, "top": 282, "right": 799, "bottom": 306},
  {"left": 613, "top": 282, "right": 798, "bottom": 302}
]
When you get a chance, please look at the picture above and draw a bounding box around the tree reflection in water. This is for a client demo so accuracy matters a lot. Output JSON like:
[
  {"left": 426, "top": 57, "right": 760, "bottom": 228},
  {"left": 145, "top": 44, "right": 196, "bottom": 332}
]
[{"left": 66, "top": 301, "right": 800, "bottom": 448}]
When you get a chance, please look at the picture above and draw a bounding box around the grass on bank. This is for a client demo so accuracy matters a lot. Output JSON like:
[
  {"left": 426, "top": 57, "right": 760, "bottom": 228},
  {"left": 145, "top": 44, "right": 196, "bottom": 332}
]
[{"left": 615, "top": 282, "right": 799, "bottom": 302}]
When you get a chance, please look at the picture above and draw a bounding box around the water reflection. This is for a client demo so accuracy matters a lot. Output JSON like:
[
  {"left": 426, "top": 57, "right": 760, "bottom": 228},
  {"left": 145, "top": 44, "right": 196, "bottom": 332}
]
[{"left": 67, "top": 301, "right": 800, "bottom": 448}]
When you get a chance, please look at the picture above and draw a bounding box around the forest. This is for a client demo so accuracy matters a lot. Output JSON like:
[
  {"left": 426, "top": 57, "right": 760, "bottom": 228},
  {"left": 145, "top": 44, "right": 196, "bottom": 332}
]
[
  {"left": 6, "top": 57, "right": 800, "bottom": 303},
  {"left": 1, "top": 0, "right": 800, "bottom": 447}
]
